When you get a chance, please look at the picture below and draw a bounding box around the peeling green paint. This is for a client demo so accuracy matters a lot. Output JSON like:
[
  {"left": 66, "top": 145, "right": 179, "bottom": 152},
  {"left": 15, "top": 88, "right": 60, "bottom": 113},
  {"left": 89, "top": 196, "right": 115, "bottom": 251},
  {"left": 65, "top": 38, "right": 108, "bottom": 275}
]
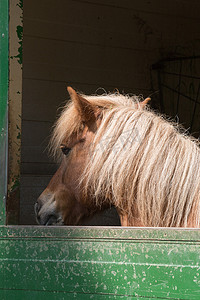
[
  {"left": 9, "top": 176, "right": 20, "bottom": 193},
  {"left": 16, "top": 123, "right": 21, "bottom": 140},
  {"left": 16, "top": 132, "right": 21, "bottom": 140},
  {"left": 17, "top": 0, "right": 23, "bottom": 10},
  {"left": 10, "top": 1, "right": 23, "bottom": 65},
  {"left": 14, "top": 25, "right": 23, "bottom": 65}
]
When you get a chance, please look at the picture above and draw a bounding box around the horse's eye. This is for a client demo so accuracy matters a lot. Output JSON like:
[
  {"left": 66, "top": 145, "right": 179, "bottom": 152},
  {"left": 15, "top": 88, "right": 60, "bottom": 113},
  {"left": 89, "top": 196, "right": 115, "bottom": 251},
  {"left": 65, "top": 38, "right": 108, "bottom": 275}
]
[{"left": 60, "top": 145, "right": 71, "bottom": 156}]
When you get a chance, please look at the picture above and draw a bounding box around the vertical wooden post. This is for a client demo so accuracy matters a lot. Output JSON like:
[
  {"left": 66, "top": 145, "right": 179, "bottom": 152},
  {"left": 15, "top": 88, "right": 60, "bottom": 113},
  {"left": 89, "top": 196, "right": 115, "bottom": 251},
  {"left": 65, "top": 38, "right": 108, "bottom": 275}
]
[
  {"left": 7, "top": 0, "right": 23, "bottom": 224},
  {"left": 0, "top": 0, "right": 9, "bottom": 225}
]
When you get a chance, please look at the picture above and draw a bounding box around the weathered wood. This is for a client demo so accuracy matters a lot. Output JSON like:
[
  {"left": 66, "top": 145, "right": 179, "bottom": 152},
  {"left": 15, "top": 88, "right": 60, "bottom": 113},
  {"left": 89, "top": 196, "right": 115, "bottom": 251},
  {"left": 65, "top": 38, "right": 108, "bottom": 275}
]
[
  {"left": 0, "top": 226, "right": 200, "bottom": 299},
  {"left": 7, "top": 0, "right": 23, "bottom": 225}
]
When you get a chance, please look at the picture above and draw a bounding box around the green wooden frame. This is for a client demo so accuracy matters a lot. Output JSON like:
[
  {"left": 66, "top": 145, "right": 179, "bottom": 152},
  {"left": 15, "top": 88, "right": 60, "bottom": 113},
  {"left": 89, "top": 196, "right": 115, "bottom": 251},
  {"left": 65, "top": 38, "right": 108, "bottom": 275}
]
[
  {"left": 0, "top": 226, "right": 200, "bottom": 299},
  {"left": 0, "top": 0, "right": 200, "bottom": 299},
  {"left": 0, "top": 0, "right": 9, "bottom": 226}
]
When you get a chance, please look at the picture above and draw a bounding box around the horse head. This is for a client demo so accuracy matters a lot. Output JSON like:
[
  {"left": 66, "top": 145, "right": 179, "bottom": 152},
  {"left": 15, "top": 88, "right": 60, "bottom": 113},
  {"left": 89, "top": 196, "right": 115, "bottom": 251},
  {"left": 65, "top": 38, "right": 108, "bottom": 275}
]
[
  {"left": 35, "top": 87, "right": 110, "bottom": 225},
  {"left": 35, "top": 87, "right": 200, "bottom": 228}
]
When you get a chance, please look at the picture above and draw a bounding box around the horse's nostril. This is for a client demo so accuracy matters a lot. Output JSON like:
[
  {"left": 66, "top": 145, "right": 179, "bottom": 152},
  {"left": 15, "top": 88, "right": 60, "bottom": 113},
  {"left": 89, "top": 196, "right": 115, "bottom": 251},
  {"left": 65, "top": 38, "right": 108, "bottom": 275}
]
[{"left": 35, "top": 201, "right": 41, "bottom": 214}]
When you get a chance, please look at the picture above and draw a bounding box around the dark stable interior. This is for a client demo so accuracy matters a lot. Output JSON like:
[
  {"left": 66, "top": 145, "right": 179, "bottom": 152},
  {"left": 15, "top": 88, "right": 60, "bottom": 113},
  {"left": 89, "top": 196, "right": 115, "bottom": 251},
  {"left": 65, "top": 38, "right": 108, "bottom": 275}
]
[{"left": 20, "top": 0, "right": 200, "bottom": 225}]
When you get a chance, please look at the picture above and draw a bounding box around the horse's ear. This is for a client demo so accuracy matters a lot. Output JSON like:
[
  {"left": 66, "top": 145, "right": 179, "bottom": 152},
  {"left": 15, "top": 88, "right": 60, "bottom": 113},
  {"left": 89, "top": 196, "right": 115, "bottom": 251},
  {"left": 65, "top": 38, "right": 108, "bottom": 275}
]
[
  {"left": 67, "top": 87, "right": 96, "bottom": 123},
  {"left": 140, "top": 97, "right": 151, "bottom": 108}
]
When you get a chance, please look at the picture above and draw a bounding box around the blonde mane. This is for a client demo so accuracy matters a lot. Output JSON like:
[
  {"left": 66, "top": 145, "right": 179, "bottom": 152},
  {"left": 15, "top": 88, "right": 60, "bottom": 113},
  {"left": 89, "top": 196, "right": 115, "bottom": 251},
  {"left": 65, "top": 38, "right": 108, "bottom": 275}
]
[
  {"left": 51, "top": 93, "right": 200, "bottom": 227},
  {"left": 50, "top": 93, "right": 140, "bottom": 158}
]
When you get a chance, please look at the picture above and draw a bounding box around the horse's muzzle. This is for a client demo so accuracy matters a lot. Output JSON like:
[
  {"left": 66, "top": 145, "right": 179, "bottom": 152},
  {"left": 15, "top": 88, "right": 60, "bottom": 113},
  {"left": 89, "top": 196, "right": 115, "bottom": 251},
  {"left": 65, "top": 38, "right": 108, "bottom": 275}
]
[{"left": 35, "top": 197, "right": 64, "bottom": 226}]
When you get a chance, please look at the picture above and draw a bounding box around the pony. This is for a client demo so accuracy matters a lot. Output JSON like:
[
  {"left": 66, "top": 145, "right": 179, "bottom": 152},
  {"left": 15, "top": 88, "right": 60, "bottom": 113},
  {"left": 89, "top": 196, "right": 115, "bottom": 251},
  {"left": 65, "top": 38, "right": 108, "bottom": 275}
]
[{"left": 35, "top": 87, "right": 200, "bottom": 227}]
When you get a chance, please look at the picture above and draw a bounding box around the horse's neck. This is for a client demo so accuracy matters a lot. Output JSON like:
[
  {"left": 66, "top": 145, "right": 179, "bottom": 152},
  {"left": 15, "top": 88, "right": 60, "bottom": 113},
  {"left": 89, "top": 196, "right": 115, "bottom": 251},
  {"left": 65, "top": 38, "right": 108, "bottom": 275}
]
[
  {"left": 119, "top": 214, "right": 144, "bottom": 227},
  {"left": 119, "top": 212, "right": 198, "bottom": 228}
]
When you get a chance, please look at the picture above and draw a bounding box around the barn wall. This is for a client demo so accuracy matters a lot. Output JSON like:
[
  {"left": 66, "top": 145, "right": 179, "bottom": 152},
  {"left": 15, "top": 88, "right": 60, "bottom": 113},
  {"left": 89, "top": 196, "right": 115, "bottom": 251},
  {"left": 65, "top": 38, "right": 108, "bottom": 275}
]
[{"left": 20, "top": 0, "right": 200, "bottom": 224}]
